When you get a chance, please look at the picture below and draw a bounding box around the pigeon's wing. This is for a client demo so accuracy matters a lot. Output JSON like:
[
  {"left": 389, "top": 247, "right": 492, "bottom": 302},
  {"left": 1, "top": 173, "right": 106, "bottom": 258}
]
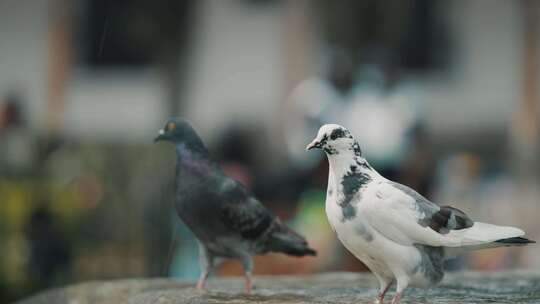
[
  {"left": 389, "top": 182, "right": 474, "bottom": 234},
  {"left": 218, "top": 178, "right": 275, "bottom": 240},
  {"left": 361, "top": 181, "right": 492, "bottom": 247}
]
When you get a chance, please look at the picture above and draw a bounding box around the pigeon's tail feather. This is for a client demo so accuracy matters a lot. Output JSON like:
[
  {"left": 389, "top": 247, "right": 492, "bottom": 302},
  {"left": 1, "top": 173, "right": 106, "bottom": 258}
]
[
  {"left": 460, "top": 222, "right": 525, "bottom": 246},
  {"left": 444, "top": 222, "right": 534, "bottom": 258},
  {"left": 266, "top": 222, "right": 317, "bottom": 257}
]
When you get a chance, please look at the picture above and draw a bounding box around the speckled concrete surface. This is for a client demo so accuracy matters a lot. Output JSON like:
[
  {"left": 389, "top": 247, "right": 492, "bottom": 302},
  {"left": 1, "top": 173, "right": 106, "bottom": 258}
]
[{"left": 15, "top": 271, "right": 540, "bottom": 304}]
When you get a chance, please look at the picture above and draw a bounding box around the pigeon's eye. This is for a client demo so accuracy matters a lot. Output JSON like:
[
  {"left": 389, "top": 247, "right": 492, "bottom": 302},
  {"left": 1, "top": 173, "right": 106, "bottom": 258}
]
[{"left": 167, "top": 122, "right": 176, "bottom": 131}]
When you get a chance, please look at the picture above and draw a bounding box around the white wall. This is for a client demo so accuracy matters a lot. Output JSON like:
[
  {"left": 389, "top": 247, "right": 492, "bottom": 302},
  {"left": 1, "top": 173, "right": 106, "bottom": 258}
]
[
  {"left": 64, "top": 69, "right": 166, "bottom": 143},
  {"left": 423, "top": 0, "right": 523, "bottom": 137},
  {"left": 182, "top": 0, "right": 284, "bottom": 142}
]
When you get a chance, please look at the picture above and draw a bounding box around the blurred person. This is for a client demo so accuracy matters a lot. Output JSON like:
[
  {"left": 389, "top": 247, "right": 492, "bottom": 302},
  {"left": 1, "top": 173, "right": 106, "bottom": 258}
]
[
  {"left": 214, "top": 126, "right": 257, "bottom": 187},
  {"left": 397, "top": 124, "right": 436, "bottom": 198},
  {"left": 0, "top": 91, "right": 35, "bottom": 177},
  {"left": 23, "top": 203, "right": 72, "bottom": 291},
  {"left": 283, "top": 47, "right": 356, "bottom": 171},
  {"left": 283, "top": 46, "right": 422, "bottom": 181},
  {"left": 340, "top": 46, "right": 422, "bottom": 180}
]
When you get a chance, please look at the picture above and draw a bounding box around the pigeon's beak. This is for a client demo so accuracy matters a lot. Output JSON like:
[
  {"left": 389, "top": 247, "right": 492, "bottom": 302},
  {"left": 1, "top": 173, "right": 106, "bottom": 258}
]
[
  {"left": 154, "top": 129, "right": 165, "bottom": 143},
  {"left": 306, "top": 139, "right": 322, "bottom": 150}
]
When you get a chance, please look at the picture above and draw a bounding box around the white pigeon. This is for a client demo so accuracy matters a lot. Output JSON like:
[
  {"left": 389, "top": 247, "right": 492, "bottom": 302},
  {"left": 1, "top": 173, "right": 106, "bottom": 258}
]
[{"left": 307, "top": 124, "right": 534, "bottom": 304}]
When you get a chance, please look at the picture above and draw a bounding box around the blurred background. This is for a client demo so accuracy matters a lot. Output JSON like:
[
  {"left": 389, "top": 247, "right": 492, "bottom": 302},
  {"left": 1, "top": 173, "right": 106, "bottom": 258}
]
[{"left": 1, "top": 0, "right": 540, "bottom": 302}]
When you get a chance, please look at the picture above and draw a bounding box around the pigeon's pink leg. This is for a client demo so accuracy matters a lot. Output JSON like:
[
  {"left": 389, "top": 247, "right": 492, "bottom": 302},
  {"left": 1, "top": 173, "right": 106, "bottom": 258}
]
[
  {"left": 196, "top": 241, "right": 213, "bottom": 291},
  {"left": 376, "top": 281, "right": 393, "bottom": 304},
  {"left": 390, "top": 274, "right": 408, "bottom": 304},
  {"left": 240, "top": 255, "right": 254, "bottom": 294},
  {"left": 196, "top": 271, "right": 209, "bottom": 290},
  {"left": 244, "top": 271, "right": 253, "bottom": 294}
]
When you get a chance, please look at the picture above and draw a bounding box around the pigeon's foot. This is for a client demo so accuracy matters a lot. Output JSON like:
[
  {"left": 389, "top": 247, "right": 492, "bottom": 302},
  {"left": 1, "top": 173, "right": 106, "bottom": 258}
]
[
  {"left": 195, "top": 281, "right": 206, "bottom": 291},
  {"left": 390, "top": 292, "right": 402, "bottom": 304},
  {"left": 374, "top": 293, "right": 387, "bottom": 304}
]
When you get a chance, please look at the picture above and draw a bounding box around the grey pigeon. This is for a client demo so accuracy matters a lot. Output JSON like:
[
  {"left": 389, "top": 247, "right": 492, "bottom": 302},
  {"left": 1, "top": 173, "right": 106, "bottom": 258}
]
[
  {"left": 155, "top": 118, "right": 316, "bottom": 293},
  {"left": 307, "top": 124, "right": 535, "bottom": 304}
]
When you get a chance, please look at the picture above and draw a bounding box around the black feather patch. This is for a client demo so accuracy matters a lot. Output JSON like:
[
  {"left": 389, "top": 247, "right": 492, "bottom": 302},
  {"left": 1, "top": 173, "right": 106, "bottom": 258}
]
[
  {"left": 495, "top": 237, "right": 535, "bottom": 245},
  {"left": 351, "top": 142, "right": 362, "bottom": 155},
  {"left": 420, "top": 206, "right": 473, "bottom": 234},
  {"left": 330, "top": 128, "right": 350, "bottom": 140},
  {"left": 339, "top": 169, "right": 371, "bottom": 221}
]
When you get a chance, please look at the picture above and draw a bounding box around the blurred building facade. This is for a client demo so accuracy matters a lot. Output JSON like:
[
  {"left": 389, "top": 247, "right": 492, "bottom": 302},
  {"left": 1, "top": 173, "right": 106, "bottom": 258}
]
[{"left": 0, "top": 1, "right": 537, "bottom": 150}]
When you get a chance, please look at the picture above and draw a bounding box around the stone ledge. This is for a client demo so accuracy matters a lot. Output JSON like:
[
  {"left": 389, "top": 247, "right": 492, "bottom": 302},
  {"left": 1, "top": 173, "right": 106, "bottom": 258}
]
[{"left": 15, "top": 271, "right": 540, "bottom": 304}]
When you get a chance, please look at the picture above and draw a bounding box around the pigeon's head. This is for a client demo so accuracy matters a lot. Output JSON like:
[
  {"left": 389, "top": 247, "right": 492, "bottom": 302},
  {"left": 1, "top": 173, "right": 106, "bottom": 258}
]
[
  {"left": 154, "top": 117, "right": 204, "bottom": 148},
  {"left": 306, "top": 124, "right": 359, "bottom": 155}
]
